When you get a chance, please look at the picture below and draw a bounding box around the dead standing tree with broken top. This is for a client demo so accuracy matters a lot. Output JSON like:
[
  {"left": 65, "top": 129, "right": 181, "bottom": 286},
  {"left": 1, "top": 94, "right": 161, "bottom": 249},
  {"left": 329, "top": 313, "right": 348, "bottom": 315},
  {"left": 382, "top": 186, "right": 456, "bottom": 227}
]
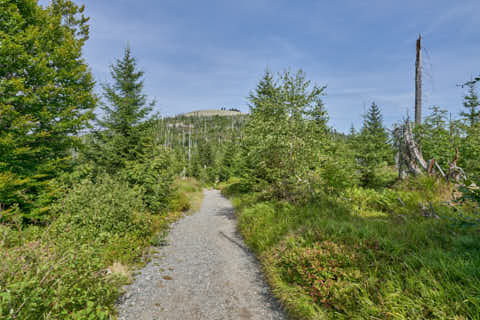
[{"left": 394, "top": 119, "right": 466, "bottom": 183}]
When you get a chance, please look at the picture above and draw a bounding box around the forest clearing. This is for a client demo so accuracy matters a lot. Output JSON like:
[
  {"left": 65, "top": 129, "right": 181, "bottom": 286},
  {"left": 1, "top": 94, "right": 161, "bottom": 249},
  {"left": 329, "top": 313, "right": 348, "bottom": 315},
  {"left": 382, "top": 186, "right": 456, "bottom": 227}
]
[{"left": 1, "top": 1, "right": 480, "bottom": 319}]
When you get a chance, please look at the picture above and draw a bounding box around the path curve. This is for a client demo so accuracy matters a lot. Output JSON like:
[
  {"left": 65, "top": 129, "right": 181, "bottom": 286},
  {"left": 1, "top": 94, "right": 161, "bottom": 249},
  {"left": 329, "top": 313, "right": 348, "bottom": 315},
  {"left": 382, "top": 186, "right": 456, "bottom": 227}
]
[{"left": 117, "top": 189, "right": 286, "bottom": 320}]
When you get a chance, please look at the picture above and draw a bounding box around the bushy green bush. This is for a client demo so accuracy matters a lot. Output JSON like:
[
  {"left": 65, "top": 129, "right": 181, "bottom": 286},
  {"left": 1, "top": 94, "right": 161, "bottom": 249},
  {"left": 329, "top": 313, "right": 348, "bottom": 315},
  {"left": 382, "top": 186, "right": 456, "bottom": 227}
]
[
  {"left": 121, "top": 152, "right": 174, "bottom": 213},
  {"left": 242, "top": 70, "right": 329, "bottom": 201},
  {"left": 0, "top": 173, "right": 158, "bottom": 319},
  {"left": 0, "top": 161, "right": 203, "bottom": 319},
  {"left": 314, "top": 148, "right": 360, "bottom": 196},
  {"left": 50, "top": 174, "right": 151, "bottom": 245},
  {"left": 1, "top": 242, "right": 117, "bottom": 320},
  {"left": 168, "top": 190, "right": 191, "bottom": 212}
]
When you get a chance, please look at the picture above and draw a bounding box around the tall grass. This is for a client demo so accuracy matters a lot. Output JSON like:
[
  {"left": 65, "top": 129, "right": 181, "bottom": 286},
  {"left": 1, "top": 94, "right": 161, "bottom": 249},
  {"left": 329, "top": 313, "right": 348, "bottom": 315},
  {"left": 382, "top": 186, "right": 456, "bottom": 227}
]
[{"left": 225, "top": 178, "right": 480, "bottom": 320}]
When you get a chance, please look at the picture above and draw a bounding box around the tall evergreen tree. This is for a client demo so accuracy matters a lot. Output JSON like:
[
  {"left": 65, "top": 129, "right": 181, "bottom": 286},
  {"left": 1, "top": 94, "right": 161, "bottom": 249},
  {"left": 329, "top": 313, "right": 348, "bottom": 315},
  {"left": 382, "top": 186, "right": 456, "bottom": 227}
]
[
  {"left": 417, "top": 106, "right": 456, "bottom": 170},
  {"left": 349, "top": 124, "right": 357, "bottom": 137},
  {"left": 92, "top": 46, "right": 155, "bottom": 169},
  {"left": 198, "top": 140, "right": 214, "bottom": 168},
  {"left": 0, "top": 0, "right": 96, "bottom": 221},
  {"left": 219, "top": 138, "right": 238, "bottom": 182},
  {"left": 461, "top": 82, "right": 480, "bottom": 127},
  {"left": 361, "top": 102, "right": 386, "bottom": 137},
  {"left": 356, "top": 102, "right": 391, "bottom": 186},
  {"left": 99, "top": 46, "right": 153, "bottom": 136}
]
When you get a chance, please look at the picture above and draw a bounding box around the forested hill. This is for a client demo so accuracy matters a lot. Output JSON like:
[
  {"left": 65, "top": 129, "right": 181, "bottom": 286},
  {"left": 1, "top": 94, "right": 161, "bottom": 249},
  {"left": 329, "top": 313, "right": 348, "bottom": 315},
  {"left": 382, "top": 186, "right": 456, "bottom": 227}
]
[
  {"left": 144, "top": 110, "right": 247, "bottom": 182},
  {"left": 181, "top": 109, "right": 245, "bottom": 117}
]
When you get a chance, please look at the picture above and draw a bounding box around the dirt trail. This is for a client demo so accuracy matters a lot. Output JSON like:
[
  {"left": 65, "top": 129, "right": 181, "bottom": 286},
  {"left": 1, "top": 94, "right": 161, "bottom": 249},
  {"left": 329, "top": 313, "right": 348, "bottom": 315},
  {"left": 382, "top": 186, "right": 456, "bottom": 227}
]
[{"left": 117, "top": 189, "right": 286, "bottom": 320}]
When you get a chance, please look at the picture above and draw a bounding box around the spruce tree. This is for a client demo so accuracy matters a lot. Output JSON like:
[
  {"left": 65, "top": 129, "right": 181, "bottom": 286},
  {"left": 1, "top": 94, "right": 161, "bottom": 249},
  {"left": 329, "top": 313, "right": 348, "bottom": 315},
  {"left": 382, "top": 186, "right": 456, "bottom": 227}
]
[
  {"left": 417, "top": 106, "right": 454, "bottom": 170},
  {"left": 219, "top": 139, "right": 237, "bottom": 181},
  {"left": 94, "top": 46, "right": 154, "bottom": 168},
  {"left": 0, "top": 0, "right": 96, "bottom": 221},
  {"left": 356, "top": 102, "right": 391, "bottom": 186},
  {"left": 458, "top": 83, "right": 480, "bottom": 179},
  {"left": 362, "top": 102, "right": 386, "bottom": 137},
  {"left": 461, "top": 82, "right": 480, "bottom": 127},
  {"left": 244, "top": 69, "right": 328, "bottom": 199},
  {"left": 349, "top": 124, "right": 357, "bottom": 137},
  {"left": 99, "top": 46, "right": 153, "bottom": 135}
]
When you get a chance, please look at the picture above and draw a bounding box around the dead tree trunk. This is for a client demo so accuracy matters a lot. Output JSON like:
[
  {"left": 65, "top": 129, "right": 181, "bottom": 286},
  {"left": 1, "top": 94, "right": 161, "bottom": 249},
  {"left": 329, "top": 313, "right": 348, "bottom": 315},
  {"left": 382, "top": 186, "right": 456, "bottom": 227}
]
[
  {"left": 395, "top": 119, "right": 466, "bottom": 182},
  {"left": 447, "top": 148, "right": 467, "bottom": 182},
  {"left": 415, "top": 34, "right": 422, "bottom": 125},
  {"left": 394, "top": 120, "right": 426, "bottom": 177}
]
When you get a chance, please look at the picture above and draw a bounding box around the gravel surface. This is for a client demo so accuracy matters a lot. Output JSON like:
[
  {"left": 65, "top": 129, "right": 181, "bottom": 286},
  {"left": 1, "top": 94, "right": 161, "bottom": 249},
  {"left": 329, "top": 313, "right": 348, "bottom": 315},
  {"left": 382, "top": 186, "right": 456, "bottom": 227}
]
[{"left": 116, "top": 189, "right": 287, "bottom": 320}]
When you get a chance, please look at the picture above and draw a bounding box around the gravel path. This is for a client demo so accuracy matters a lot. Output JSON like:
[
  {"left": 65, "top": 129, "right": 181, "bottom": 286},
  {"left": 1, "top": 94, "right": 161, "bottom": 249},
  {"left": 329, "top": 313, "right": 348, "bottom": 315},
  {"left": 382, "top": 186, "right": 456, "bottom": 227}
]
[{"left": 116, "top": 189, "right": 286, "bottom": 320}]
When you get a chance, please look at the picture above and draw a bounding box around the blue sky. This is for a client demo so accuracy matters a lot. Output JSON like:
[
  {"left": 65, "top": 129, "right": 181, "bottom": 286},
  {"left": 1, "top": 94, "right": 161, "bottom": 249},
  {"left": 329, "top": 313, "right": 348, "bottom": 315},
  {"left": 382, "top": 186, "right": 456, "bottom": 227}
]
[{"left": 42, "top": 0, "right": 480, "bottom": 132}]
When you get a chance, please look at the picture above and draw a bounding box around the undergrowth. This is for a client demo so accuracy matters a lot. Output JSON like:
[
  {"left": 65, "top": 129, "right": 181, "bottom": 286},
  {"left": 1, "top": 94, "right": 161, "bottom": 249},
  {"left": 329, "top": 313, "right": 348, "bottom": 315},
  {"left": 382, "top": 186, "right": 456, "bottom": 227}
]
[
  {"left": 222, "top": 176, "right": 480, "bottom": 320},
  {"left": 0, "top": 176, "right": 202, "bottom": 320}
]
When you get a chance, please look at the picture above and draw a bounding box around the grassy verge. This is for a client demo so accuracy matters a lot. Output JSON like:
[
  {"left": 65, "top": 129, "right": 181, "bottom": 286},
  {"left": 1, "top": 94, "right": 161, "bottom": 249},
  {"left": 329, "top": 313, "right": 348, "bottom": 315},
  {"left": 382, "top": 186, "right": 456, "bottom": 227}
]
[
  {"left": 221, "top": 178, "right": 480, "bottom": 320},
  {"left": 0, "top": 176, "right": 203, "bottom": 320},
  {"left": 150, "top": 178, "right": 204, "bottom": 247}
]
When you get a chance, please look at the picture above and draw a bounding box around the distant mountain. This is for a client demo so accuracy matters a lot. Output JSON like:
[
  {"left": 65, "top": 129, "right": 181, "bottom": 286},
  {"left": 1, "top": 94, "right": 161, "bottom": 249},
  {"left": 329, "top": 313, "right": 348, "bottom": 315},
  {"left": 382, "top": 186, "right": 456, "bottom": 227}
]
[{"left": 181, "top": 109, "right": 245, "bottom": 117}]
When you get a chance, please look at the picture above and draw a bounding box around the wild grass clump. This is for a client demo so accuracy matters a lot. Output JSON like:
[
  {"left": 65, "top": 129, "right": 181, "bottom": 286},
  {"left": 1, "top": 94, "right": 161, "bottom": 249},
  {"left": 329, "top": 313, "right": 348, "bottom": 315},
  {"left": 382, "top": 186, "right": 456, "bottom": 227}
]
[{"left": 229, "top": 177, "right": 480, "bottom": 320}]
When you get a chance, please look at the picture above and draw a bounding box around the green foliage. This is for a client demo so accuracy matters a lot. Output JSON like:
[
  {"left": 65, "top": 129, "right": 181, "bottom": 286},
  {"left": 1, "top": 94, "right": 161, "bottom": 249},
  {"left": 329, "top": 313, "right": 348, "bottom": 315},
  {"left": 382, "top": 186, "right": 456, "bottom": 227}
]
[
  {"left": 459, "top": 181, "right": 480, "bottom": 206},
  {"left": 121, "top": 151, "right": 174, "bottom": 213},
  {"left": 88, "top": 46, "right": 155, "bottom": 172},
  {"left": 218, "top": 139, "right": 240, "bottom": 182},
  {"left": 99, "top": 46, "right": 153, "bottom": 136},
  {"left": 459, "top": 124, "right": 480, "bottom": 180},
  {"left": 354, "top": 102, "right": 393, "bottom": 186},
  {"left": 242, "top": 69, "right": 329, "bottom": 201},
  {"left": 196, "top": 139, "right": 217, "bottom": 183},
  {"left": 461, "top": 82, "right": 480, "bottom": 127},
  {"left": 0, "top": 0, "right": 96, "bottom": 222},
  {"left": 228, "top": 177, "right": 480, "bottom": 320},
  {"left": 416, "top": 106, "right": 459, "bottom": 171},
  {"left": 314, "top": 140, "right": 360, "bottom": 195},
  {"left": 50, "top": 174, "right": 151, "bottom": 245},
  {"left": 0, "top": 169, "right": 201, "bottom": 319},
  {"left": 0, "top": 175, "right": 148, "bottom": 319}
]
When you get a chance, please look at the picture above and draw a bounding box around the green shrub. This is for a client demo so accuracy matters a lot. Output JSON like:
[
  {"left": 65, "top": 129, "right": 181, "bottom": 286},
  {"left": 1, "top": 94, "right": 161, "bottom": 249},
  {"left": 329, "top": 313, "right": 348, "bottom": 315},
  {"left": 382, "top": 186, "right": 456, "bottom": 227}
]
[
  {"left": 50, "top": 174, "right": 151, "bottom": 245},
  {"left": 169, "top": 190, "right": 191, "bottom": 212},
  {"left": 121, "top": 153, "right": 174, "bottom": 213},
  {"left": 0, "top": 242, "right": 117, "bottom": 320},
  {"left": 313, "top": 152, "right": 360, "bottom": 196},
  {"left": 0, "top": 174, "right": 156, "bottom": 319}
]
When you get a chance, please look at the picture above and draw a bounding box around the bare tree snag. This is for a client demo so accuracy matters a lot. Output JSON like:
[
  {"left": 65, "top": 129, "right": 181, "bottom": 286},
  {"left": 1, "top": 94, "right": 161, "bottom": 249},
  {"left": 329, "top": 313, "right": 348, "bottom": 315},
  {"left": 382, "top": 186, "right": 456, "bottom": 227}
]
[
  {"left": 395, "top": 120, "right": 466, "bottom": 182},
  {"left": 415, "top": 34, "right": 422, "bottom": 125},
  {"left": 394, "top": 121, "right": 423, "bottom": 177},
  {"left": 404, "top": 121, "right": 427, "bottom": 171},
  {"left": 447, "top": 148, "right": 467, "bottom": 182},
  {"left": 427, "top": 158, "right": 435, "bottom": 175}
]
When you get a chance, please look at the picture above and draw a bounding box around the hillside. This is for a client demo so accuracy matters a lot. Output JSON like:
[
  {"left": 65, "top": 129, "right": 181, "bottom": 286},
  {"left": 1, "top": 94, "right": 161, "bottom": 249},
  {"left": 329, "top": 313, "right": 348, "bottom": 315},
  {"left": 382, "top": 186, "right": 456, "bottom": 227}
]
[{"left": 182, "top": 109, "right": 245, "bottom": 117}]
